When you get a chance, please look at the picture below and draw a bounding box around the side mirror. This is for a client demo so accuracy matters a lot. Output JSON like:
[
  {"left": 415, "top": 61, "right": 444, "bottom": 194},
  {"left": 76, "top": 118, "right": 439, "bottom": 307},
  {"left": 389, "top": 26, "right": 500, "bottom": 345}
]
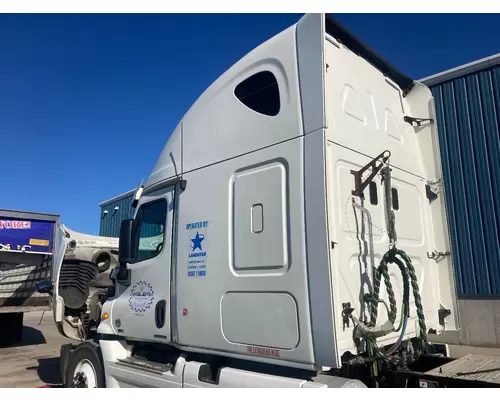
[
  {"left": 118, "top": 218, "right": 134, "bottom": 264},
  {"left": 36, "top": 280, "right": 53, "bottom": 296},
  {"left": 116, "top": 219, "right": 134, "bottom": 284}
]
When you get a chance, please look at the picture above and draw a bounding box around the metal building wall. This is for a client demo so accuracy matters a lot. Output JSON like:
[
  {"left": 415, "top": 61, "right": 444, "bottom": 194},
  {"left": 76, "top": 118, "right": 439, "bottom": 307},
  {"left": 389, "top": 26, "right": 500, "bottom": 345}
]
[
  {"left": 99, "top": 190, "right": 163, "bottom": 238},
  {"left": 430, "top": 64, "right": 500, "bottom": 298},
  {"left": 99, "top": 193, "right": 134, "bottom": 237}
]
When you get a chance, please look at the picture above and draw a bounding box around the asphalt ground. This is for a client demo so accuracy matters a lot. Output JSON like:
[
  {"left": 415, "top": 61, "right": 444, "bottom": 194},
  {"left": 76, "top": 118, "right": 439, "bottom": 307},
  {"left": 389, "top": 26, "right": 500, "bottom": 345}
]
[{"left": 0, "top": 311, "right": 76, "bottom": 388}]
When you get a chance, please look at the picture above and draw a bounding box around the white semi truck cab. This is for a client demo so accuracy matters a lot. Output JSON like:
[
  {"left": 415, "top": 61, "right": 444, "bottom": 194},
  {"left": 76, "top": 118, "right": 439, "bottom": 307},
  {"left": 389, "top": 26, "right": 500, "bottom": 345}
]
[{"left": 37, "top": 13, "right": 500, "bottom": 388}]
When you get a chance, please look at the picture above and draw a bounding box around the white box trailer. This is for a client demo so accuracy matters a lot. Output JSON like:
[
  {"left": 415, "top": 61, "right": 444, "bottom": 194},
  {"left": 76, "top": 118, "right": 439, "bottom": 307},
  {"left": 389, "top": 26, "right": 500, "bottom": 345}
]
[{"left": 37, "top": 13, "right": 500, "bottom": 388}]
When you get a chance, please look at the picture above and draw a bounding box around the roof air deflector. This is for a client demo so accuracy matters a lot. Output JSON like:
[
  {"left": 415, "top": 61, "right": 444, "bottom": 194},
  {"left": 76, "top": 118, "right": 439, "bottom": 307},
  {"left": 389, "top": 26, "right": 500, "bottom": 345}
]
[{"left": 324, "top": 14, "right": 415, "bottom": 96}]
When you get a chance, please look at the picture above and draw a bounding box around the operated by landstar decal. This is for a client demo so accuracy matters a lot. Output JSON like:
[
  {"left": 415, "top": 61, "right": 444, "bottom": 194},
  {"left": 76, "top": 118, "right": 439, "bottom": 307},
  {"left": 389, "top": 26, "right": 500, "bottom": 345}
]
[{"left": 186, "top": 220, "right": 209, "bottom": 278}]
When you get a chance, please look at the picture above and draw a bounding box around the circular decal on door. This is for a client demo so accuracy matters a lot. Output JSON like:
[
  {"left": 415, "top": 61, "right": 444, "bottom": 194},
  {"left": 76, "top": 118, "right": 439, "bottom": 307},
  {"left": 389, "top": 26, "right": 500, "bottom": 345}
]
[{"left": 128, "top": 281, "right": 155, "bottom": 313}]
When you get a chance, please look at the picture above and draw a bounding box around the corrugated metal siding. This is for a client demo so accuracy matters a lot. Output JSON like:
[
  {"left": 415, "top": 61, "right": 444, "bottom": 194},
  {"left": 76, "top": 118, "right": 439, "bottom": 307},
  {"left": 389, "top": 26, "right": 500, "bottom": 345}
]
[
  {"left": 99, "top": 194, "right": 163, "bottom": 239},
  {"left": 99, "top": 195, "right": 134, "bottom": 237},
  {"left": 431, "top": 65, "right": 500, "bottom": 297}
]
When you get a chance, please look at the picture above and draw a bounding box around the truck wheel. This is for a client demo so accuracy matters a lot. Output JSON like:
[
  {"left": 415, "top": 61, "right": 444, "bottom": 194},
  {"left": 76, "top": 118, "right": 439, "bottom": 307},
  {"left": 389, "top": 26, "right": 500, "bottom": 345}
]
[
  {"left": 0, "top": 312, "right": 23, "bottom": 345},
  {"left": 65, "top": 342, "right": 105, "bottom": 388}
]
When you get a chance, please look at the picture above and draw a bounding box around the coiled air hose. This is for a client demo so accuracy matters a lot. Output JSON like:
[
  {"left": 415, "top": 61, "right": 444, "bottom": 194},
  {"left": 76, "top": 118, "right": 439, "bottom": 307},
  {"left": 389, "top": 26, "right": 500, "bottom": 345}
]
[
  {"left": 351, "top": 247, "right": 428, "bottom": 367},
  {"left": 375, "top": 248, "right": 424, "bottom": 351},
  {"left": 348, "top": 162, "right": 428, "bottom": 369}
]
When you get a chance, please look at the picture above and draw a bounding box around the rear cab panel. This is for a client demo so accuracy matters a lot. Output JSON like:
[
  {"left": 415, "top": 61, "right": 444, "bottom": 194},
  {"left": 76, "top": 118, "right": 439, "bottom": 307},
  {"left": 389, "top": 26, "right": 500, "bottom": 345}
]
[{"left": 322, "top": 31, "right": 454, "bottom": 355}]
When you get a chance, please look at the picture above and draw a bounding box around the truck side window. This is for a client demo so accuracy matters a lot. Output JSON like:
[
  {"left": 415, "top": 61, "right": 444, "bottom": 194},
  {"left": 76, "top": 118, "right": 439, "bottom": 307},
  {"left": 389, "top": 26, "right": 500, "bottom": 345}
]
[
  {"left": 133, "top": 199, "right": 167, "bottom": 263},
  {"left": 234, "top": 70, "right": 280, "bottom": 116}
]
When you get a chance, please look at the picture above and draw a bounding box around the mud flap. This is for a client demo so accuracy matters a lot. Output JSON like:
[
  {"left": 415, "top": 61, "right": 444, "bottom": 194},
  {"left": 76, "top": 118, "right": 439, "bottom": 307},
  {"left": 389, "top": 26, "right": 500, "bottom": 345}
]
[
  {"left": 0, "top": 312, "right": 23, "bottom": 345},
  {"left": 60, "top": 343, "right": 76, "bottom": 386}
]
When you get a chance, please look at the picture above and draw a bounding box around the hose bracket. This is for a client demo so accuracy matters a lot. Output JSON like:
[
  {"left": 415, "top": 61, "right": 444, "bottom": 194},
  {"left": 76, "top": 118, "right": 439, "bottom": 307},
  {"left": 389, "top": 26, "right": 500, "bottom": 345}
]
[
  {"left": 350, "top": 150, "right": 391, "bottom": 198},
  {"left": 342, "top": 302, "right": 355, "bottom": 331},
  {"left": 427, "top": 250, "right": 451, "bottom": 260}
]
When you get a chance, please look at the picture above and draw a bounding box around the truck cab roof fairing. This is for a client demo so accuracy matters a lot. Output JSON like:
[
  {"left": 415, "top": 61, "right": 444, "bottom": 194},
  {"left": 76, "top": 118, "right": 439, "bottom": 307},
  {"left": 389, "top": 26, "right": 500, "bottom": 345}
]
[
  {"left": 146, "top": 23, "right": 303, "bottom": 190},
  {"left": 145, "top": 14, "right": 417, "bottom": 192}
]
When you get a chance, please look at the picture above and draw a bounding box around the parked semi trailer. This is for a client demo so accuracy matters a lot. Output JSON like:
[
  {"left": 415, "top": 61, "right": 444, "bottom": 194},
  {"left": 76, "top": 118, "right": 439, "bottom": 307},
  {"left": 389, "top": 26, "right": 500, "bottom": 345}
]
[
  {"left": 0, "top": 209, "right": 120, "bottom": 345},
  {"left": 0, "top": 209, "right": 61, "bottom": 344},
  {"left": 37, "top": 13, "right": 500, "bottom": 387}
]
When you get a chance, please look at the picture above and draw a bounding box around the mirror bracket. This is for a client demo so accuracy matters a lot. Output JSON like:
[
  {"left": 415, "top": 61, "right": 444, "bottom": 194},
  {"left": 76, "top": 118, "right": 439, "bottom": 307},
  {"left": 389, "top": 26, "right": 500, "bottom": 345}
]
[{"left": 116, "top": 266, "right": 131, "bottom": 286}]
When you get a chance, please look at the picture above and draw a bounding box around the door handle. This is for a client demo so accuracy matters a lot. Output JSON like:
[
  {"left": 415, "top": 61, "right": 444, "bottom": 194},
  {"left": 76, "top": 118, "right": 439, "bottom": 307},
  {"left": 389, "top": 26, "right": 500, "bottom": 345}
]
[{"left": 155, "top": 300, "right": 166, "bottom": 329}]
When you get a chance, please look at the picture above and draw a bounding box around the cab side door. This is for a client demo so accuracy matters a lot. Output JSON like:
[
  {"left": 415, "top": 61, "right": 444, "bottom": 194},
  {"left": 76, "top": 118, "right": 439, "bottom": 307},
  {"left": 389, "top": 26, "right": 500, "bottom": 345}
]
[{"left": 110, "top": 185, "right": 175, "bottom": 342}]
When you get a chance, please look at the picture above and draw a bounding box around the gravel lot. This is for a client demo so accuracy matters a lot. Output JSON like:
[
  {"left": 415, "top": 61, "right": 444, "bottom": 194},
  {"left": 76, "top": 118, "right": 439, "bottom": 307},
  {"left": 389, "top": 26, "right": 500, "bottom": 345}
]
[{"left": 0, "top": 311, "right": 76, "bottom": 388}]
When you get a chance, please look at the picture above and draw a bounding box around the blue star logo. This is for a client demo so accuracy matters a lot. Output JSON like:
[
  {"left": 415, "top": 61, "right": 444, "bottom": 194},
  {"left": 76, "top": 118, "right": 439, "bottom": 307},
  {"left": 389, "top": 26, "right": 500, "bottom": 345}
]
[{"left": 191, "top": 231, "right": 205, "bottom": 252}]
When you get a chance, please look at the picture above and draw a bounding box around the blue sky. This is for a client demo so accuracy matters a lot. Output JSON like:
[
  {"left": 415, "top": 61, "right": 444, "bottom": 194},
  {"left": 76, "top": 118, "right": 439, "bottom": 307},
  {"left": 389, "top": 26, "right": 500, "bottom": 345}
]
[{"left": 1, "top": 13, "right": 499, "bottom": 235}]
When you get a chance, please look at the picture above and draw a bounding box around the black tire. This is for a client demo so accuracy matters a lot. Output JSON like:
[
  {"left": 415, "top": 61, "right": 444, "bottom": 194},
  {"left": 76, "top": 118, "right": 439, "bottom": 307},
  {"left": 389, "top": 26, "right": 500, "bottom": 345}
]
[
  {"left": 94, "top": 252, "right": 112, "bottom": 274},
  {"left": 65, "top": 342, "right": 105, "bottom": 388},
  {"left": 0, "top": 313, "right": 23, "bottom": 345}
]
